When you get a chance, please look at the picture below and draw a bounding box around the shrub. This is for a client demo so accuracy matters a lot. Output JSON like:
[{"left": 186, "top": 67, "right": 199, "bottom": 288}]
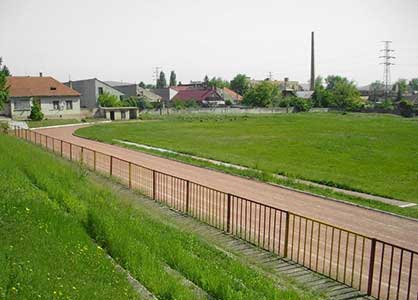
[
  {"left": 225, "top": 99, "right": 232, "bottom": 106},
  {"left": 398, "top": 99, "right": 415, "bottom": 117},
  {"left": 291, "top": 97, "right": 312, "bottom": 112},
  {"left": 29, "top": 102, "right": 44, "bottom": 121},
  {"left": 376, "top": 99, "right": 394, "bottom": 110},
  {"left": 98, "top": 92, "right": 121, "bottom": 107}
]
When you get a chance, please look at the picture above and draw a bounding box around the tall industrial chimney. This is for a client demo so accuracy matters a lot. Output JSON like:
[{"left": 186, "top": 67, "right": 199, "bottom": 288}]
[{"left": 310, "top": 32, "right": 315, "bottom": 91}]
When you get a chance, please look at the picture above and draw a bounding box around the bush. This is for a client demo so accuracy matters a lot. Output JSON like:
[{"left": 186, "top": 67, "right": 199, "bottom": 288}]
[
  {"left": 225, "top": 99, "right": 232, "bottom": 106},
  {"left": 376, "top": 99, "right": 394, "bottom": 110},
  {"left": 98, "top": 92, "right": 121, "bottom": 107},
  {"left": 291, "top": 97, "right": 312, "bottom": 112},
  {"left": 29, "top": 102, "right": 44, "bottom": 121},
  {"left": 398, "top": 99, "right": 415, "bottom": 117}
]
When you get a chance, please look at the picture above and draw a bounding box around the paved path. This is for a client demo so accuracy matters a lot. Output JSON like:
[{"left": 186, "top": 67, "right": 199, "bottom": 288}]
[{"left": 35, "top": 126, "right": 418, "bottom": 252}]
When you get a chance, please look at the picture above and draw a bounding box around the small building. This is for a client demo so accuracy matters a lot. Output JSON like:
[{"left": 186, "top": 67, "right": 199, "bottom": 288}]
[
  {"left": 5, "top": 76, "right": 81, "bottom": 120},
  {"left": 109, "top": 83, "right": 162, "bottom": 103},
  {"left": 220, "top": 87, "right": 243, "bottom": 103},
  {"left": 64, "top": 78, "right": 124, "bottom": 109},
  {"left": 100, "top": 107, "right": 138, "bottom": 121},
  {"left": 172, "top": 88, "right": 225, "bottom": 106},
  {"left": 151, "top": 87, "right": 179, "bottom": 104}
]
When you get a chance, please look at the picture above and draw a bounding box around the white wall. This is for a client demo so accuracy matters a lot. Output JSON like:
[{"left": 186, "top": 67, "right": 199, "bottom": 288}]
[{"left": 40, "top": 96, "right": 81, "bottom": 119}]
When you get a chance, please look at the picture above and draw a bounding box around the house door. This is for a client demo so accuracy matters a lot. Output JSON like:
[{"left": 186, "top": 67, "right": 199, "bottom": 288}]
[{"left": 110, "top": 111, "right": 115, "bottom": 120}]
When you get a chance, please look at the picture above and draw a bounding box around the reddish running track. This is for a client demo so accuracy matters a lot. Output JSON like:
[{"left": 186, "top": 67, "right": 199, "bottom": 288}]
[{"left": 36, "top": 125, "right": 418, "bottom": 253}]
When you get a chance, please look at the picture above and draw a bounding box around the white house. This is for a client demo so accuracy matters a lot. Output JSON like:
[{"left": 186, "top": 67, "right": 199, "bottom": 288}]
[{"left": 5, "top": 76, "right": 81, "bottom": 120}]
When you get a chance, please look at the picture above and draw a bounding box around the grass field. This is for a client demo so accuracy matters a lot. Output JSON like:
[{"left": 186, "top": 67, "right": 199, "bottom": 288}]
[
  {"left": 0, "top": 133, "right": 320, "bottom": 299},
  {"left": 27, "top": 118, "right": 81, "bottom": 128},
  {"left": 76, "top": 113, "right": 418, "bottom": 204}
]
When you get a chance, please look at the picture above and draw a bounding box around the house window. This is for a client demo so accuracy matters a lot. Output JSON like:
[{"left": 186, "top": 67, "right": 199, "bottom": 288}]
[
  {"left": 14, "top": 100, "right": 31, "bottom": 111},
  {"left": 121, "top": 111, "right": 126, "bottom": 120},
  {"left": 53, "top": 101, "right": 60, "bottom": 110},
  {"left": 66, "top": 100, "right": 73, "bottom": 110},
  {"left": 98, "top": 87, "right": 104, "bottom": 95}
]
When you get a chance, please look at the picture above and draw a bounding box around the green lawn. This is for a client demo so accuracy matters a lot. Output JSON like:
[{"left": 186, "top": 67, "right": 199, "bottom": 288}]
[
  {"left": 76, "top": 113, "right": 418, "bottom": 203},
  {"left": 1, "top": 133, "right": 319, "bottom": 299},
  {"left": 28, "top": 118, "right": 81, "bottom": 128}
]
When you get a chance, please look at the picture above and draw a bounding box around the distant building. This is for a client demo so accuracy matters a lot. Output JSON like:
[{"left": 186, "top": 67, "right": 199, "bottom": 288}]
[
  {"left": 64, "top": 78, "right": 124, "bottom": 109},
  {"left": 250, "top": 78, "right": 300, "bottom": 92},
  {"left": 106, "top": 82, "right": 162, "bottom": 103},
  {"left": 219, "top": 87, "right": 243, "bottom": 103},
  {"left": 151, "top": 87, "right": 179, "bottom": 103},
  {"left": 172, "top": 88, "right": 224, "bottom": 106},
  {"left": 4, "top": 76, "right": 81, "bottom": 120}
]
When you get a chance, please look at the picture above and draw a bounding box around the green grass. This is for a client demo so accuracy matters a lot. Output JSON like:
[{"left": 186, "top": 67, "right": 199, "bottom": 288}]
[
  {"left": 0, "top": 137, "right": 136, "bottom": 299},
  {"left": 75, "top": 113, "right": 418, "bottom": 204},
  {"left": 27, "top": 118, "right": 81, "bottom": 128},
  {"left": 1, "top": 133, "right": 320, "bottom": 299}
]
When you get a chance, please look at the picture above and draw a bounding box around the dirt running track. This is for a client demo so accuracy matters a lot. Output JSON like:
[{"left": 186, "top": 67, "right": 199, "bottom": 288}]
[{"left": 36, "top": 125, "right": 418, "bottom": 251}]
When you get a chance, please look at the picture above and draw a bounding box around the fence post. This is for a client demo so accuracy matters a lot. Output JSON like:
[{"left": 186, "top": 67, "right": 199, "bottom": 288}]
[
  {"left": 284, "top": 211, "right": 290, "bottom": 258},
  {"left": 60, "top": 140, "right": 63, "bottom": 157},
  {"left": 227, "top": 193, "right": 231, "bottom": 233},
  {"left": 14, "top": 126, "right": 17, "bottom": 137},
  {"left": 25, "top": 129, "right": 28, "bottom": 140},
  {"left": 70, "top": 144, "right": 72, "bottom": 161},
  {"left": 52, "top": 138, "right": 55, "bottom": 152},
  {"left": 152, "top": 170, "right": 156, "bottom": 200},
  {"left": 93, "top": 151, "right": 96, "bottom": 171},
  {"left": 109, "top": 156, "right": 113, "bottom": 176},
  {"left": 367, "top": 238, "right": 377, "bottom": 296},
  {"left": 186, "top": 180, "right": 190, "bottom": 214},
  {"left": 81, "top": 147, "right": 85, "bottom": 164},
  {"left": 128, "top": 162, "right": 132, "bottom": 189}
]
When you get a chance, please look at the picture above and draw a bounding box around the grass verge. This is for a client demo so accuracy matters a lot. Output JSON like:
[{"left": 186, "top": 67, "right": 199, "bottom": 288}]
[
  {"left": 1, "top": 133, "right": 322, "bottom": 300},
  {"left": 27, "top": 119, "right": 82, "bottom": 128}
]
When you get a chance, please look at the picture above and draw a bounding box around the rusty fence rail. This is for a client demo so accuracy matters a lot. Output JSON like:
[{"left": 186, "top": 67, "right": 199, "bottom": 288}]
[{"left": 9, "top": 127, "right": 418, "bottom": 300}]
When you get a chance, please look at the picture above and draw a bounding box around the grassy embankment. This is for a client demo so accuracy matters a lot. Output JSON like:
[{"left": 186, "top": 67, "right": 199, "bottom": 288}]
[
  {"left": 1, "top": 133, "right": 320, "bottom": 300},
  {"left": 75, "top": 113, "right": 418, "bottom": 219},
  {"left": 27, "top": 119, "right": 82, "bottom": 128}
]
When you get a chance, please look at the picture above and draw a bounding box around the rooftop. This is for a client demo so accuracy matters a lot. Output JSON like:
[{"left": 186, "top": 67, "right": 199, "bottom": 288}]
[{"left": 7, "top": 76, "right": 80, "bottom": 97}]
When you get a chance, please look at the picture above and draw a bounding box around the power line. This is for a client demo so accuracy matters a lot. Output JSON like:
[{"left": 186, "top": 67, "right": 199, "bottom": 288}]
[{"left": 379, "top": 41, "right": 395, "bottom": 100}]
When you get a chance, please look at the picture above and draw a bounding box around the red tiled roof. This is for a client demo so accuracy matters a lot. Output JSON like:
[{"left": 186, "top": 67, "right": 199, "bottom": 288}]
[
  {"left": 171, "top": 86, "right": 190, "bottom": 91},
  {"left": 6, "top": 76, "right": 80, "bottom": 97},
  {"left": 223, "top": 87, "right": 243, "bottom": 101},
  {"left": 173, "top": 89, "right": 217, "bottom": 102}
]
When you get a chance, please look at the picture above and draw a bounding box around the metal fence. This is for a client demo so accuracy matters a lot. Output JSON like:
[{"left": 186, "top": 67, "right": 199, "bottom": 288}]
[{"left": 9, "top": 127, "right": 418, "bottom": 300}]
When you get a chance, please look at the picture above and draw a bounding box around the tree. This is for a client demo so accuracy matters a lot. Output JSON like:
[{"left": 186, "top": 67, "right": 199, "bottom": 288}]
[
  {"left": 98, "top": 92, "right": 121, "bottom": 107},
  {"left": 138, "top": 81, "right": 146, "bottom": 88},
  {"left": 156, "top": 71, "right": 167, "bottom": 88},
  {"left": 208, "top": 77, "right": 229, "bottom": 89},
  {"left": 230, "top": 74, "right": 250, "bottom": 96},
  {"left": 369, "top": 81, "right": 384, "bottom": 102},
  {"left": 409, "top": 78, "right": 418, "bottom": 92},
  {"left": 325, "top": 75, "right": 350, "bottom": 90},
  {"left": 0, "top": 58, "right": 9, "bottom": 109},
  {"left": 394, "top": 79, "right": 408, "bottom": 101},
  {"left": 398, "top": 99, "right": 415, "bottom": 117},
  {"left": 312, "top": 76, "right": 331, "bottom": 107},
  {"left": 242, "top": 81, "right": 279, "bottom": 107},
  {"left": 203, "top": 75, "right": 209, "bottom": 87},
  {"left": 169, "top": 71, "right": 177, "bottom": 87},
  {"left": 29, "top": 101, "right": 44, "bottom": 121},
  {"left": 330, "top": 80, "right": 364, "bottom": 111}
]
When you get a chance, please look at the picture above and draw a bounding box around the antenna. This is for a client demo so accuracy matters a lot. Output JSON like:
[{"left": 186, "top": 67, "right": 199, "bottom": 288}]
[{"left": 379, "top": 41, "right": 395, "bottom": 100}]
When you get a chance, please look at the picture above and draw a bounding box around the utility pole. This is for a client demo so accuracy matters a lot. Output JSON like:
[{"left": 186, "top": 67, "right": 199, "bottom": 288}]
[{"left": 379, "top": 41, "right": 395, "bottom": 100}]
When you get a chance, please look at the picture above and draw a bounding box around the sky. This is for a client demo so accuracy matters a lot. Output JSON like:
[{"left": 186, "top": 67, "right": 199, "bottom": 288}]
[{"left": 1, "top": 0, "right": 417, "bottom": 86}]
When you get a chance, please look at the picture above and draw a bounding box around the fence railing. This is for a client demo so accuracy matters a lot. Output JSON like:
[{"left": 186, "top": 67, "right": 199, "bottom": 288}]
[{"left": 9, "top": 127, "right": 418, "bottom": 300}]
